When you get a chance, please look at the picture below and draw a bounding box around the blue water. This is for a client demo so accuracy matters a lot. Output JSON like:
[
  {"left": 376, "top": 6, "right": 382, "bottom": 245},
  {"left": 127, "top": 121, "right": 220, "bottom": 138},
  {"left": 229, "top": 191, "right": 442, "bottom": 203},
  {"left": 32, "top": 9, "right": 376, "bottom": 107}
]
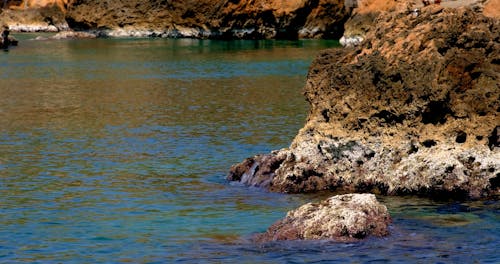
[{"left": 0, "top": 36, "right": 498, "bottom": 263}]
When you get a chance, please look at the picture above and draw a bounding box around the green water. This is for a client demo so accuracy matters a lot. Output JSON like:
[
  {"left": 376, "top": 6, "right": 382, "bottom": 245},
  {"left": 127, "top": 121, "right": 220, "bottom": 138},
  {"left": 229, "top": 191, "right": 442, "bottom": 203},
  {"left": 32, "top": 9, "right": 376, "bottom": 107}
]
[{"left": 0, "top": 36, "right": 498, "bottom": 263}]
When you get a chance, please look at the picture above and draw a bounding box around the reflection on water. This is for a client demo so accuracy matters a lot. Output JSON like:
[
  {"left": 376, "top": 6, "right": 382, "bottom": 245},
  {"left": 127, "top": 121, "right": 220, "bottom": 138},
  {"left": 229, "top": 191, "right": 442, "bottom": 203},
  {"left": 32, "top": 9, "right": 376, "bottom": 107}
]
[{"left": 0, "top": 37, "right": 498, "bottom": 263}]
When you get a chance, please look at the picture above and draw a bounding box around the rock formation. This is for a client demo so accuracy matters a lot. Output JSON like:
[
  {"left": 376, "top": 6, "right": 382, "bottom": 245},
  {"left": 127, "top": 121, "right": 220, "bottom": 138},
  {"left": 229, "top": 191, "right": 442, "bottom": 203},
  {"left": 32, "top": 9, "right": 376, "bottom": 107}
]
[
  {"left": 228, "top": 4, "right": 500, "bottom": 199},
  {"left": 0, "top": 1, "right": 69, "bottom": 31},
  {"left": 341, "top": 0, "right": 499, "bottom": 47},
  {"left": 5, "top": 0, "right": 69, "bottom": 10},
  {"left": 64, "top": 0, "right": 349, "bottom": 39},
  {"left": 0, "top": 0, "right": 350, "bottom": 37},
  {"left": 33, "top": 30, "right": 95, "bottom": 40},
  {"left": 341, "top": 0, "right": 405, "bottom": 47},
  {"left": 255, "top": 193, "right": 391, "bottom": 242}
]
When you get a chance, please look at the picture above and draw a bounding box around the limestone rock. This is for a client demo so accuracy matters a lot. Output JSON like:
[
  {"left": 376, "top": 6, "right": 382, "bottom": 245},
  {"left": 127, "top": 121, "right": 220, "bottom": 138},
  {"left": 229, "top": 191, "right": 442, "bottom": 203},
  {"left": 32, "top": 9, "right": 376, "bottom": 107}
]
[
  {"left": 64, "top": 0, "right": 349, "bottom": 39},
  {"left": 483, "top": 0, "right": 500, "bottom": 18},
  {"left": 341, "top": 0, "right": 497, "bottom": 47},
  {"left": 0, "top": 4, "right": 69, "bottom": 32},
  {"left": 255, "top": 193, "right": 391, "bottom": 242},
  {"left": 228, "top": 5, "right": 500, "bottom": 199},
  {"left": 3, "top": 0, "right": 69, "bottom": 11}
]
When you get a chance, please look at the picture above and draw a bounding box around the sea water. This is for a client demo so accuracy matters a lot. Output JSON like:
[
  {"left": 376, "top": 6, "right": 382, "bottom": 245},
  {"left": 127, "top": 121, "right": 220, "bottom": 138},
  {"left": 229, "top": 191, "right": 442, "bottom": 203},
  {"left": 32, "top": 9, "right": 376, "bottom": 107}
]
[{"left": 0, "top": 36, "right": 498, "bottom": 263}]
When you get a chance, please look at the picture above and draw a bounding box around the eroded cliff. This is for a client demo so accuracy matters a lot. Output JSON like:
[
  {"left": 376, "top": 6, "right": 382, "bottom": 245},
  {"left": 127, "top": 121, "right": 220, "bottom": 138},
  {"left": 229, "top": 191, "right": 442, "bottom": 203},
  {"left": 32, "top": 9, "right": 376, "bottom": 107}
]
[
  {"left": 64, "top": 0, "right": 349, "bottom": 39},
  {"left": 0, "top": 0, "right": 69, "bottom": 31},
  {"left": 228, "top": 4, "right": 500, "bottom": 199},
  {"left": 341, "top": 0, "right": 499, "bottom": 47}
]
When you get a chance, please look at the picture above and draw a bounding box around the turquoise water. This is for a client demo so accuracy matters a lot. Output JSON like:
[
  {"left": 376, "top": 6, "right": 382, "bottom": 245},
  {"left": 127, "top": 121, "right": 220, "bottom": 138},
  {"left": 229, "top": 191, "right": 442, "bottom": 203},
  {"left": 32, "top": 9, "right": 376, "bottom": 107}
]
[{"left": 0, "top": 36, "right": 498, "bottom": 263}]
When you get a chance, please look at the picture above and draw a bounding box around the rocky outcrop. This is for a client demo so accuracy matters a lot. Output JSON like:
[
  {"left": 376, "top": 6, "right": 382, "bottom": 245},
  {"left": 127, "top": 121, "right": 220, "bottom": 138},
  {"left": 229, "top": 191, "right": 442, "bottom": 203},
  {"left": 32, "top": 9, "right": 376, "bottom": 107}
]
[
  {"left": 254, "top": 193, "right": 391, "bottom": 242},
  {"left": 0, "top": 0, "right": 349, "bottom": 38},
  {"left": 341, "top": 0, "right": 499, "bottom": 47},
  {"left": 0, "top": 3, "right": 69, "bottom": 32},
  {"left": 64, "top": 0, "right": 349, "bottom": 39},
  {"left": 341, "top": 0, "right": 405, "bottom": 47},
  {"left": 228, "top": 5, "right": 500, "bottom": 199},
  {"left": 2, "top": 0, "right": 69, "bottom": 10}
]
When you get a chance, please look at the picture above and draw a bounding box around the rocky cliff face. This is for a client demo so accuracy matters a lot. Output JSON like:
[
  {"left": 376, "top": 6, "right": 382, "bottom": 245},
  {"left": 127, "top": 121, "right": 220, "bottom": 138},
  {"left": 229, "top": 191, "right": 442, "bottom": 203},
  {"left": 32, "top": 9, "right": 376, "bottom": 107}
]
[
  {"left": 0, "top": 0, "right": 69, "bottom": 31},
  {"left": 64, "top": 0, "right": 349, "bottom": 39},
  {"left": 5, "top": 0, "right": 69, "bottom": 10},
  {"left": 341, "top": 0, "right": 499, "bottom": 47},
  {"left": 228, "top": 4, "right": 500, "bottom": 199},
  {"left": 0, "top": 0, "right": 349, "bottom": 38}
]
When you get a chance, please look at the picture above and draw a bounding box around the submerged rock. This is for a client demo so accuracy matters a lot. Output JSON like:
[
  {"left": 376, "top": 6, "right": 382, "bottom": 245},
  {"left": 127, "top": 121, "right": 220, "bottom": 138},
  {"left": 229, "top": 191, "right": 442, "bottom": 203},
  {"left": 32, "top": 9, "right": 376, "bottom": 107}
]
[
  {"left": 228, "top": 5, "right": 500, "bottom": 199},
  {"left": 255, "top": 193, "right": 391, "bottom": 242}
]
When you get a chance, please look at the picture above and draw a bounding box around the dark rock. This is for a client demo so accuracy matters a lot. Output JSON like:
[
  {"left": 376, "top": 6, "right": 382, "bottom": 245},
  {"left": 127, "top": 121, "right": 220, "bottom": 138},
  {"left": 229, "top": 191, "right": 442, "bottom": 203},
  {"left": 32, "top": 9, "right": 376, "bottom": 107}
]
[{"left": 227, "top": 151, "right": 285, "bottom": 188}]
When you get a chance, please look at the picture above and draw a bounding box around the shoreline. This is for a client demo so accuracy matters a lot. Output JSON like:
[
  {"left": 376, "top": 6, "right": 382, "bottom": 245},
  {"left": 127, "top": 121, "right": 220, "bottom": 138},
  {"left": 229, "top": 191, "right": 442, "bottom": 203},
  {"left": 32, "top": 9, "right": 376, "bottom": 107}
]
[{"left": 7, "top": 27, "right": 343, "bottom": 40}]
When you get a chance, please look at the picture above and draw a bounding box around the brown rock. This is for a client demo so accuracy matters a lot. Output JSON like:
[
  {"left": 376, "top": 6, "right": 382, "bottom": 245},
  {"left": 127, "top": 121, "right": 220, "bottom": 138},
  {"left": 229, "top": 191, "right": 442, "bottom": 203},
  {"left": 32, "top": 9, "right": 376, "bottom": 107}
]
[
  {"left": 228, "top": 6, "right": 500, "bottom": 199},
  {"left": 341, "top": 0, "right": 496, "bottom": 47},
  {"left": 64, "top": 0, "right": 349, "bottom": 39},
  {"left": 0, "top": 4, "right": 69, "bottom": 31},
  {"left": 5, "top": 0, "right": 69, "bottom": 11},
  {"left": 483, "top": 0, "right": 500, "bottom": 18},
  {"left": 255, "top": 193, "right": 391, "bottom": 242}
]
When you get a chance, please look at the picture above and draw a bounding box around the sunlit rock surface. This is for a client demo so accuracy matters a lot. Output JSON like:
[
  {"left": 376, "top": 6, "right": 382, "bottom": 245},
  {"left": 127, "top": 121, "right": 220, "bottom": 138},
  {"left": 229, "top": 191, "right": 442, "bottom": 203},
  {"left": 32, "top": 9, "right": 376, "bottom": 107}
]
[
  {"left": 341, "top": 0, "right": 498, "bottom": 47},
  {"left": 0, "top": 1, "right": 69, "bottom": 31},
  {"left": 255, "top": 193, "right": 391, "bottom": 242},
  {"left": 228, "top": 5, "right": 500, "bottom": 199},
  {"left": 64, "top": 0, "right": 349, "bottom": 39}
]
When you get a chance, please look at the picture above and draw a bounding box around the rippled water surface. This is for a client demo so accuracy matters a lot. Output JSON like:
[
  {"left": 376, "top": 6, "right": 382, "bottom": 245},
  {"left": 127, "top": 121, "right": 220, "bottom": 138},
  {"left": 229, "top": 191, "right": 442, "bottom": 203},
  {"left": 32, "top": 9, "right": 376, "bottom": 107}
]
[{"left": 0, "top": 36, "right": 498, "bottom": 263}]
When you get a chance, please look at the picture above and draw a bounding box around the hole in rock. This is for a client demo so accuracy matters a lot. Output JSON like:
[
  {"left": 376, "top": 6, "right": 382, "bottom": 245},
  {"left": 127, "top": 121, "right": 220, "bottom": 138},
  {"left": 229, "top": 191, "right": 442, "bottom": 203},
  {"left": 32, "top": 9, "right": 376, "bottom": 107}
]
[
  {"left": 422, "top": 139, "right": 437, "bottom": 148},
  {"left": 455, "top": 131, "right": 467, "bottom": 143},
  {"left": 489, "top": 173, "right": 500, "bottom": 189},
  {"left": 321, "top": 109, "right": 330, "bottom": 122},
  {"left": 488, "top": 126, "right": 499, "bottom": 150},
  {"left": 422, "top": 101, "right": 452, "bottom": 125},
  {"left": 371, "top": 110, "right": 405, "bottom": 125},
  {"left": 408, "top": 144, "right": 419, "bottom": 154},
  {"left": 364, "top": 150, "right": 375, "bottom": 159}
]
